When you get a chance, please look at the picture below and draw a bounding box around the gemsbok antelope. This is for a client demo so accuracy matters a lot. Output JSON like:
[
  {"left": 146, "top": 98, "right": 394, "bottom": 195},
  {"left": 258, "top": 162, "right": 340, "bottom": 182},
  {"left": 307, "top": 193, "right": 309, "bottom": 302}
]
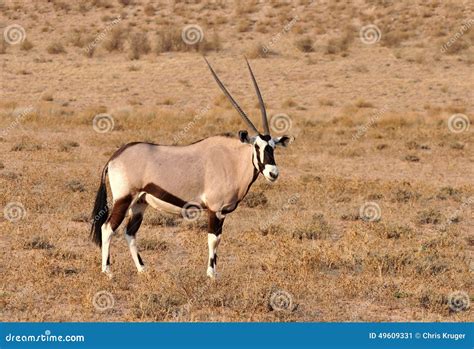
[{"left": 90, "top": 58, "right": 292, "bottom": 278}]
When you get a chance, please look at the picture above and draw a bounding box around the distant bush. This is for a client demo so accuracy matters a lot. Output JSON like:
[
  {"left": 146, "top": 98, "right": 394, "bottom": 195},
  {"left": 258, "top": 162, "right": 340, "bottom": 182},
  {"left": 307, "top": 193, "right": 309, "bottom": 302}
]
[
  {"left": 129, "top": 32, "right": 151, "bottom": 60},
  {"left": 295, "top": 37, "right": 314, "bottom": 52},
  {"left": 104, "top": 27, "right": 126, "bottom": 52},
  {"left": 20, "top": 39, "right": 34, "bottom": 51},
  {"left": 47, "top": 42, "right": 66, "bottom": 54}
]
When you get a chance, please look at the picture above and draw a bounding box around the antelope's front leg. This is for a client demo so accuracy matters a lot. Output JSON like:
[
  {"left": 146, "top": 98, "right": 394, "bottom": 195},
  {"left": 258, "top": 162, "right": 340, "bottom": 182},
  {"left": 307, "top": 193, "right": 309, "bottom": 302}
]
[{"left": 207, "top": 211, "right": 224, "bottom": 279}]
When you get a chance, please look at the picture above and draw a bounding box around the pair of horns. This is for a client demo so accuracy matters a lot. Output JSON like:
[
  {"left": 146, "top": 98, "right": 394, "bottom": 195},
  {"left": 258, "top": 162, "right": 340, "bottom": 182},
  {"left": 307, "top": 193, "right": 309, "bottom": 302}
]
[{"left": 205, "top": 57, "right": 270, "bottom": 135}]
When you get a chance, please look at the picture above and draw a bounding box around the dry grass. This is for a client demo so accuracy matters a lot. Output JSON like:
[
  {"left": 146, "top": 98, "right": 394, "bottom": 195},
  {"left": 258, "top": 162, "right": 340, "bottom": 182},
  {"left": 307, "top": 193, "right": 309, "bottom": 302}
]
[
  {"left": 47, "top": 42, "right": 66, "bottom": 54},
  {"left": 155, "top": 26, "right": 220, "bottom": 54},
  {"left": 0, "top": 0, "right": 473, "bottom": 323},
  {"left": 295, "top": 37, "right": 314, "bottom": 52},
  {"left": 128, "top": 32, "right": 151, "bottom": 60},
  {"left": 104, "top": 27, "right": 127, "bottom": 52},
  {"left": 0, "top": 37, "right": 6, "bottom": 54},
  {"left": 246, "top": 42, "right": 275, "bottom": 59},
  {"left": 1, "top": 102, "right": 472, "bottom": 322},
  {"left": 325, "top": 27, "right": 354, "bottom": 55},
  {"left": 382, "top": 30, "right": 410, "bottom": 48},
  {"left": 354, "top": 99, "right": 374, "bottom": 108}
]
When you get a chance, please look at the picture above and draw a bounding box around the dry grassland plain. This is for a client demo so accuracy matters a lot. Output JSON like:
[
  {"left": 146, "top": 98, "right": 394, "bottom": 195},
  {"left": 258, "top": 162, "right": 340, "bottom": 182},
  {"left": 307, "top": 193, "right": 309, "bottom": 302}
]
[{"left": 0, "top": 0, "right": 473, "bottom": 322}]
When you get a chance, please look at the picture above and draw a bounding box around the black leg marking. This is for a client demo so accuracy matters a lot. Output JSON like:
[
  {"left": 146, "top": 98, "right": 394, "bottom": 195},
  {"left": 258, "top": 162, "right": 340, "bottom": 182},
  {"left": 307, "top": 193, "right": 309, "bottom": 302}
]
[
  {"left": 208, "top": 211, "right": 223, "bottom": 274},
  {"left": 107, "top": 195, "right": 133, "bottom": 231},
  {"left": 106, "top": 255, "right": 110, "bottom": 266},
  {"left": 208, "top": 211, "right": 224, "bottom": 236},
  {"left": 125, "top": 213, "right": 143, "bottom": 237},
  {"left": 209, "top": 254, "right": 217, "bottom": 268},
  {"left": 137, "top": 253, "right": 144, "bottom": 266}
]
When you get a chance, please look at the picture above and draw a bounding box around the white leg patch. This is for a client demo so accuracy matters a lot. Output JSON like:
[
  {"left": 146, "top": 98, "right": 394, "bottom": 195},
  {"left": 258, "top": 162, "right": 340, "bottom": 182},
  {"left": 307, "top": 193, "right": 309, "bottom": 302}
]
[
  {"left": 101, "top": 223, "right": 114, "bottom": 276},
  {"left": 207, "top": 233, "right": 220, "bottom": 278},
  {"left": 125, "top": 233, "right": 145, "bottom": 273}
]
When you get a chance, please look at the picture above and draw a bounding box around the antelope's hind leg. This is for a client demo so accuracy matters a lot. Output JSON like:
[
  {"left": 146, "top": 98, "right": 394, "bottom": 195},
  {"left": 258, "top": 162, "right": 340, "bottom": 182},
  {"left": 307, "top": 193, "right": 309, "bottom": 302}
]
[
  {"left": 124, "top": 194, "right": 148, "bottom": 273},
  {"left": 207, "top": 211, "right": 224, "bottom": 279},
  {"left": 101, "top": 195, "right": 133, "bottom": 276}
]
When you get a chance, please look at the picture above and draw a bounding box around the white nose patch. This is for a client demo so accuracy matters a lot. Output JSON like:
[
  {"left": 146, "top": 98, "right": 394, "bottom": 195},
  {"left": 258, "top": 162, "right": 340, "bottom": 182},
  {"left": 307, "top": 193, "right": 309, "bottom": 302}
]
[{"left": 263, "top": 165, "right": 279, "bottom": 181}]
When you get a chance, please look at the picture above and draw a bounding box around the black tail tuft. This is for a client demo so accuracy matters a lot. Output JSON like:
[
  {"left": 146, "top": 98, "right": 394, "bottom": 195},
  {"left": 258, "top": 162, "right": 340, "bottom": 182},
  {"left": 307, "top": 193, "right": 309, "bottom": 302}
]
[{"left": 90, "top": 166, "right": 109, "bottom": 247}]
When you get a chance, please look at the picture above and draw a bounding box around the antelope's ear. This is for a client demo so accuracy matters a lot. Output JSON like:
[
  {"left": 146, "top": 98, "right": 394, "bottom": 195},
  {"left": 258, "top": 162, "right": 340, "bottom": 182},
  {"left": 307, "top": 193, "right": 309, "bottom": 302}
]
[
  {"left": 239, "top": 130, "right": 251, "bottom": 143},
  {"left": 274, "top": 135, "right": 292, "bottom": 147}
]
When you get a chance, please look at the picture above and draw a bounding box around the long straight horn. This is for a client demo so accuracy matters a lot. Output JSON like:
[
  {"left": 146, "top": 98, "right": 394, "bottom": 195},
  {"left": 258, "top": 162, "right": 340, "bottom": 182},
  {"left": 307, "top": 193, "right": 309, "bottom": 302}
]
[
  {"left": 204, "top": 58, "right": 259, "bottom": 134},
  {"left": 245, "top": 57, "right": 270, "bottom": 135}
]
